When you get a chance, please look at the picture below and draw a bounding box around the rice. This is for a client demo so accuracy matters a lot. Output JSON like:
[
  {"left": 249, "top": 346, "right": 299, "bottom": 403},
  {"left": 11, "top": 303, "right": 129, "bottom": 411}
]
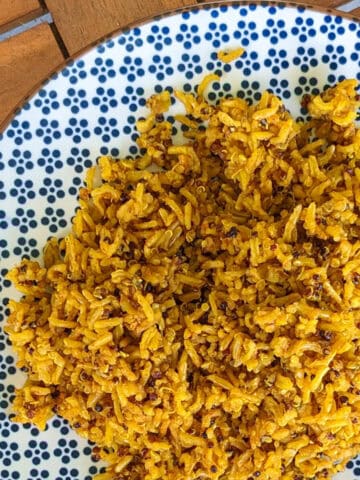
[
  {"left": 5, "top": 78, "right": 360, "bottom": 480},
  {"left": 217, "top": 48, "right": 245, "bottom": 63}
]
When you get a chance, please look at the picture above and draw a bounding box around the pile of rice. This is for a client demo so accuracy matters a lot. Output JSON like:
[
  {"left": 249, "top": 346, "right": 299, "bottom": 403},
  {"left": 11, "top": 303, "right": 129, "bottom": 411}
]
[{"left": 6, "top": 78, "right": 360, "bottom": 480}]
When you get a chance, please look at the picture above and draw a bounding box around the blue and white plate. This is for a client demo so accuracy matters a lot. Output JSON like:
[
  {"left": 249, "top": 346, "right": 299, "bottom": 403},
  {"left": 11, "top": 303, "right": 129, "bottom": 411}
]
[{"left": 1, "top": 2, "right": 360, "bottom": 479}]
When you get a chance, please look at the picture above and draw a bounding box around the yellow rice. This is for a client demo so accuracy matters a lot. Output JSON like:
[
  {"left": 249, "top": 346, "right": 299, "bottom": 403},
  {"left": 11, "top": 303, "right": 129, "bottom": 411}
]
[
  {"left": 217, "top": 47, "right": 245, "bottom": 63},
  {"left": 5, "top": 78, "right": 360, "bottom": 480}
]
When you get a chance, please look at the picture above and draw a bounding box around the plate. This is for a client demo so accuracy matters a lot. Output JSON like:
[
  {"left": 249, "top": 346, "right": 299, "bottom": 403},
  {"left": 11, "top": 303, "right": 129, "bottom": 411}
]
[{"left": 1, "top": 2, "right": 360, "bottom": 479}]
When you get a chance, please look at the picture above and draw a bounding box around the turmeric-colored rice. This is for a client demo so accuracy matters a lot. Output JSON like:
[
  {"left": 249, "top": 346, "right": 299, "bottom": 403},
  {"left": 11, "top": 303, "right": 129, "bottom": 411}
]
[{"left": 6, "top": 79, "right": 360, "bottom": 480}]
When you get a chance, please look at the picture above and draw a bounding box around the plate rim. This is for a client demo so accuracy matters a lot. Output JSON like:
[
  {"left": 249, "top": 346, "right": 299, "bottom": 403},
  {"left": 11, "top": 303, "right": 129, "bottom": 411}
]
[{"left": 1, "top": 0, "right": 360, "bottom": 134}]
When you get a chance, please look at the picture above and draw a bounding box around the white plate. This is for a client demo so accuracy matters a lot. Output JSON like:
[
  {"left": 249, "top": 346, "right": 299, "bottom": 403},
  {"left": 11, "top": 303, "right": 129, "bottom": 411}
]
[{"left": 1, "top": 2, "right": 360, "bottom": 479}]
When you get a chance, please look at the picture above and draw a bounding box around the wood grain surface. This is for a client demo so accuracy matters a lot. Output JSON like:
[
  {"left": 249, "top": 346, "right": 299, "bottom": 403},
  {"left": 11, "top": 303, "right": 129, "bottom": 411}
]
[
  {"left": 305, "top": 0, "right": 353, "bottom": 7},
  {"left": 0, "top": 0, "right": 42, "bottom": 29},
  {"left": 45, "top": 0, "right": 196, "bottom": 55},
  {"left": 0, "top": 23, "right": 64, "bottom": 130}
]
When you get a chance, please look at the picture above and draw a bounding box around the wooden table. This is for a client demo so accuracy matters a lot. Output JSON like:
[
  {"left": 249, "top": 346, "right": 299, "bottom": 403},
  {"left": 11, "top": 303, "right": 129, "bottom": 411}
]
[{"left": 1, "top": 0, "right": 360, "bottom": 133}]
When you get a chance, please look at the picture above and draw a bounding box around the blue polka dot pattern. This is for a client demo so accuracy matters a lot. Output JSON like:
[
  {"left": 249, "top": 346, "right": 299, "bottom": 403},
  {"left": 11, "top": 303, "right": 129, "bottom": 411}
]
[
  {"left": 0, "top": 4, "right": 360, "bottom": 479},
  {"left": 66, "top": 147, "right": 92, "bottom": 174},
  {"left": 63, "top": 88, "right": 89, "bottom": 114},
  {"left": 91, "top": 87, "right": 118, "bottom": 113},
  {"left": 40, "top": 206, "right": 67, "bottom": 234},
  {"left": 93, "top": 116, "right": 120, "bottom": 143},
  {"left": 34, "top": 90, "right": 60, "bottom": 115},
  {"left": 6, "top": 120, "right": 32, "bottom": 146},
  {"left": 64, "top": 118, "right": 91, "bottom": 144},
  {"left": 90, "top": 57, "right": 117, "bottom": 83},
  {"left": 61, "top": 59, "right": 88, "bottom": 85},
  {"left": 35, "top": 119, "right": 61, "bottom": 145},
  {"left": 36, "top": 148, "right": 63, "bottom": 174},
  {"left": 7, "top": 149, "right": 33, "bottom": 175}
]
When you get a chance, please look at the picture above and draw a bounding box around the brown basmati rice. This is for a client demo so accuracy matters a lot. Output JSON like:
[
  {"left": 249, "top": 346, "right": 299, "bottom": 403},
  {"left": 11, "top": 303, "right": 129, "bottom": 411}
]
[{"left": 5, "top": 79, "right": 360, "bottom": 480}]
